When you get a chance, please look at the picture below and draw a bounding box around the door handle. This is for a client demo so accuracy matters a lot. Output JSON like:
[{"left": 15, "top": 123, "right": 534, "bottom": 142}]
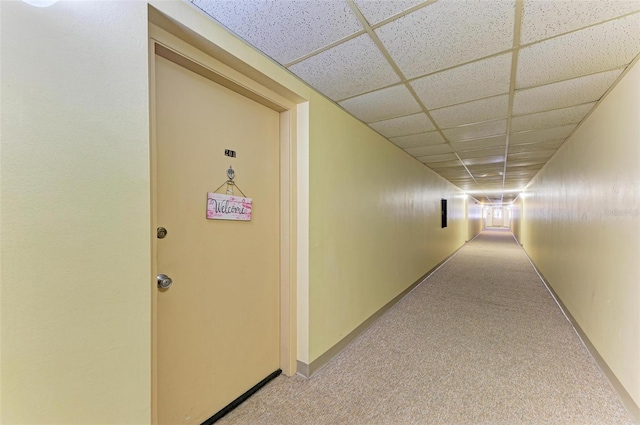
[{"left": 157, "top": 274, "right": 173, "bottom": 289}]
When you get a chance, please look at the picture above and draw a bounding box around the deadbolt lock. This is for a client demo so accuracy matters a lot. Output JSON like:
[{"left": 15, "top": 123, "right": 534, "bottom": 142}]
[
  {"left": 157, "top": 274, "right": 173, "bottom": 289},
  {"left": 157, "top": 227, "right": 168, "bottom": 239}
]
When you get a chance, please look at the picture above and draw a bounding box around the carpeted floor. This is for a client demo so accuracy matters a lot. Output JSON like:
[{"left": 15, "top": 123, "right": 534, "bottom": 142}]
[{"left": 218, "top": 229, "right": 634, "bottom": 424}]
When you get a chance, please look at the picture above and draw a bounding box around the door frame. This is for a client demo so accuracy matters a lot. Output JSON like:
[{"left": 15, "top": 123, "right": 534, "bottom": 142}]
[{"left": 148, "top": 23, "right": 298, "bottom": 424}]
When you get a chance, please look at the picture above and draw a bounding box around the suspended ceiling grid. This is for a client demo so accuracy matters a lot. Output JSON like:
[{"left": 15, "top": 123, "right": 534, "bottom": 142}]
[{"left": 190, "top": 0, "right": 640, "bottom": 204}]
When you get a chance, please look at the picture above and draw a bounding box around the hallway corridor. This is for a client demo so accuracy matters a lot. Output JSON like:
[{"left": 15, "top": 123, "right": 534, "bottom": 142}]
[{"left": 219, "top": 229, "right": 633, "bottom": 424}]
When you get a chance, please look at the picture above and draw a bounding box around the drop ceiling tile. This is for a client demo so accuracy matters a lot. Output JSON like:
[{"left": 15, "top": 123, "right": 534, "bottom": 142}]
[
  {"left": 431, "top": 95, "right": 509, "bottom": 128},
  {"left": 517, "top": 14, "right": 640, "bottom": 88},
  {"left": 510, "top": 124, "right": 576, "bottom": 145},
  {"left": 406, "top": 144, "right": 453, "bottom": 157},
  {"left": 375, "top": 0, "right": 515, "bottom": 78},
  {"left": 508, "top": 164, "right": 542, "bottom": 170},
  {"left": 369, "top": 113, "right": 435, "bottom": 138},
  {"left": 477, "top": 176, "right": 504, "bottom": 182},
  {"left": 390, "top": 131, "right": 444, "bottom": 148},
  {"left": 511, "top": 103, "right": 595, "bottom": 132},
  {"left": 458, "top": 147, "right": 506, "bottom": 159},
  {"left": 443, "top": 120, "right": 507, "bottom": 142},
  {"left": 439, "top": 176, "right": 471, "bottom": 183},
  {"left": 508, "top": 158, "right": 547, "bottom": 167},
  {"left": 353, "top": 0, "right": 426, "bottom": 25},
  {"left": 428, "top": 159, "right": 465, "bottom": 169},
  {"left": 438, "top": 167, "right": 471, "bottom": 177},
  {"left": 508, "top": 139, "right": 564, "bottom": 154},
  {"left": 192, "top": 0, "right": 363, "bottom": 64},
  {"left": 508, "top": 150, "right": 556, "bottom": 160},
  {"left": 410, "top": 53, "right": 512, "bottom": 109},
  {"left": 507, "top": 162, "right": 543, "bottom": 169},
  {"left": 505, "top": 177, "right": 537, "bottom": 183},
  {"left": 473, "top": 180, "right": 503, "bottom": 188},
  {"left": 505, "top": 171, "right": 538, "bottom": 177},
  {"left": 521, "top": 1, "right": 640, "bottom": 44},
  {"left": 449, "top": 175, "right": 473, "bottom": 180},
  {"left": 450, "top": 180, "right": 476, "bottom": 187},
  {"left": 436, "top": 164, "right": 467, "bottom": 172},
  {"left": 513, "top": 69, "right": 623, "bottom": 115},
  {"left": 453, "top": 135, "right": 507, "bottom": 151},
  {"left": 471, "top": 177, "right": 504, "bottom": 185},
  {"left": 463, "top": 155, "right": 505, "bottom": 166},
  {"left": 468, "top": 163, "right": 504, "bottom": 173},
  {"left": 510, "top": 177, "right": 538, "bottom": 184},
  {"left": 442, "top": 172, "right": 471, "bottom": 178},
  {"left": 416, "top": 153, "right": 459, "bottom": 163},
  {"left": 476, "top": 182, "right": 504, "bottom": 190},
  {"left": 289, "top": 34, "right": 400, "bottom": 101},
  {"left": 506, "top": 180, "right": 536, "bottom": 186},
  {"left": 469, "top": 172, "right": 504, "bottom": 181},
  {"left": 515, "top": 167, "right": 544, "bottom": 176},
  {"left": 515, "top": 168, "right": 543, "bottom": 174},
  {"left": 339, "top": 85, "right": 421, "bottom": 122},
  {"left": 441, "top": 179, "right": 472, "bottom": 186}
]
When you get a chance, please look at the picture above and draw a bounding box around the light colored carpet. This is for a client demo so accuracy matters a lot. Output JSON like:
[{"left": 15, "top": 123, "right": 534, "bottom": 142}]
[{"left": 218, "top": 229, "right": 634, "bottom": 424}]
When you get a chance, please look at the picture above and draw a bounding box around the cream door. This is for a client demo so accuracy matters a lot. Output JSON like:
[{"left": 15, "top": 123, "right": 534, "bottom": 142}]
[
  {"left": 484, "top": 207, "right": 492, "bottom": 228},
  {"left": 492, "top": 207, "right": 504, "bottom": 227},
  {"left": 154, "top": 54, "right": 280, "bottom": 425}
]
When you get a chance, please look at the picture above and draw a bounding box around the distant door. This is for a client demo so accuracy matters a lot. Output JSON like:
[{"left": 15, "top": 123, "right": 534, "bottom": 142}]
[
  {"left": 154, "top": 54, "right": 280, "bottom": 424},
  {"left": 484, "top": 207, "right": 492, "bottom": 227},
  {"left": 492, "top": 207, "right": 504, "bottom": 227}
]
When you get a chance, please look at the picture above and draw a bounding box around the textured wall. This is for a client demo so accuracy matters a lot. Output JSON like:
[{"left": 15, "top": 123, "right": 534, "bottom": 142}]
[
  {"left": 522, "top": 61, "right": 640, "bottom": 409},
  {"left": 0, "top": 2, "right": 151, "bottom": 423},
  {"left": 308, "top": 93, "right": 466, "bottom": 362}
]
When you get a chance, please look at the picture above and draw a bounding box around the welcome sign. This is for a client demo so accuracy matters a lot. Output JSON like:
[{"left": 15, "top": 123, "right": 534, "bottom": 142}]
[{"left": 206, "top": 193, "right": 252, "bottom": 221}]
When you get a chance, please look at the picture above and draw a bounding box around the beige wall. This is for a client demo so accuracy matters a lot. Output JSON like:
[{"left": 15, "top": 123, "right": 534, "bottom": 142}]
[
  {"left": 0, "top": 1, "right": 151, "bottom": 423},
  {"left": 511, "top": 196, "right": 522, "bottom": 244},
  {"left": 308, "top": 93, "right": 466, "bottom": 362},
  {"left": 521, "top": 61, "right": 640, "bottom": 410},
  {"left": 467, "top": 198, "right": 482, "bottom": 241},
  {"left": 296, "top": 102, "right": 311, "bottom": 364}
]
